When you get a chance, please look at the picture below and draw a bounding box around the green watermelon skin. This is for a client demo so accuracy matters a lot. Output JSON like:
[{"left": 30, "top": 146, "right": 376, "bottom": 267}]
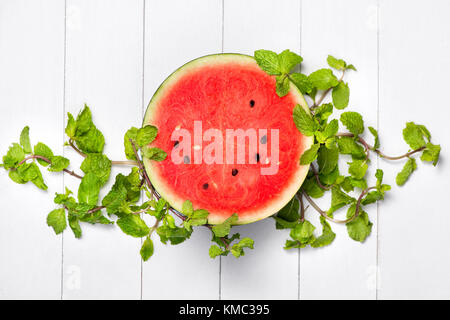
[{"left": 143, "top": 54, "right": 313, "bottom": 225}]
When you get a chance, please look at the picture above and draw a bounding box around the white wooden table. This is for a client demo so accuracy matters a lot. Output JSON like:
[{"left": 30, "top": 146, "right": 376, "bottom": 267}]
[{"left": 1, "top": 0, "right": 449, "bottom": 300}]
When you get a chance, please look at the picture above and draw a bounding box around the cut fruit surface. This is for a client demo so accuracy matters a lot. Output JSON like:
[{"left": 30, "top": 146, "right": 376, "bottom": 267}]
[{"left": 143, "top": 54, "right": 313, "bottom": 224}]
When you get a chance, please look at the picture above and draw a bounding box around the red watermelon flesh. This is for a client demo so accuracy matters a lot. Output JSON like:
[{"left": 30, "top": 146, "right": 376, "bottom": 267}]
[{"left": 143, "top": 54, "right": 313, "bottom": 224}]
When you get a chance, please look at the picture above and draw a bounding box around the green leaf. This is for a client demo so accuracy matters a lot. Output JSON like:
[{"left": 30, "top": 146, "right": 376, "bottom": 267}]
[
  {"left": 75, "top": 105, "right": 94, "bottom": 136},
  {"left": 65, "top": 113, "right": 77, "bottom": 138},
  {"left": 308, "top": 69, "right": 339, "bottom": 90},
  {"left": 375, "top": 169, "right": 384, "bottom": 188},
  {"left": 231, "top": 237, "right": 254, "bottom": 257},
  {"left": 403, "top": 122, "right": 426, "bottom": 150},
  {"left": 157, "top": 225, "right": 192, "bottom": 245},
  {"left": 137, "top": 125, "right": 158, "bottom": 147},
  {"left": 48, "top": 156, "right": 70, "bottom": 172},
  {"left": 80, "top": 153, "right": 112, "bottom": 185},
  {"left": 124, "top": 127, "right": 139, "bottom": 160},
  {"left": 368, "top": 126, "right": 380, "bottom": 149},
  {"left": 275, "top": 75, "right": 290, "bottom": 97},
  {"left": 2, "top": 143, "right": 25, "bottom": 169},
  {"left": 329, "top": 186, "right": 355, "bottom": 214},
  {"left": 396, "top": 158, "right": 417, "bottom": 186},
  {"left": 348, "top": 160, "right": 368, "bottom": 180},
  {"left": 275, "top": 196, "right": 300, "bottom": 229},
  {"left": 361, "top": 190, "right": 384, "bottom": 206},
  {"left": 340, "top": 112, "right": 364, "bottom": 136},
  {"left": 47, "top": 208, "right": 67, "bottom": 235},
  {"left": 293, "top": 104, "right": 318, "bottom": 136},
  {"left": 301, "top": 177, "right": 325, "bottom": 199},
  {"left": 75, "top": 127, "right": 105, "bottom": 154},
  {"left": 140, "top": 237, "right": 154, "bottom": 261},
  {"left": 102, "top": 168, "right": 141, "bottom": 215},
  {"left": 346, "top": 205, "right": 372, "bottom": 242},
  {"left": 324, "top": 119, "right": 339, "bottom": 138},
  {"left": 8, "top": 170, "right": 26, "bottom": 184},
  {"left": 142, "top": 147, "right": 167, "bottom": 161},
  {"left": 182, "top": 200, "right": 194, "bottom": 217},
  {"left": 317, "top": 145, "right": 339, "bottom": 175},
  {"left": 319, "top": 164, "right": 340, "bottom": 186},
  {"left": 289, "top": 73, "right": 313, "bottom": 94},
  {"left": 20, "top": 126, "right": 32, "bottom": 154},
  {"left": 290, "top": 220, "right": 316, "bottom": 245},
  {"left": 337, "top": 136, "right": 366, "bottom": 159},
  {"left": 17, "top": 162, "right": 47, "bottom": 190},
  {"left": 117, "top": 215, "right": 150, "bottom": 238},
  {"left": 332, "top": 81, "right": 350, "bottom": 109},
  {"left": 68, "top": 214, "right": 82, "bottom": 238},
  {"left": 212, "top": 213, "right": 238, "bottom": 237},
  {"left": 78, "top": 173, "right": 101, "bottom": 206},
  {"left": 254, "top": 49, "right": 281, "bottom": 75},
  {"left": 34, "top": 142, "right": 54, "bottom": 167},
  {"left": 327, "top": 55, "right": 346, "bottom": 70},
  {"left": 209, "top": 245, "right": 227, "bottom": 259},
  {"left": 311, "top": 216, "right": 336, "bottom": 248},
  {"left": 420, "top": 142, "right": 440, "bottom": 166},
  {"left": 278, "top": 50, "right": 302, "bottom": 74},
  {"left": 300, "top": 144, "right": 320, "bottom": 165},
  {"left": 314, "top": 103, "right": 333, "bottom": 122}
]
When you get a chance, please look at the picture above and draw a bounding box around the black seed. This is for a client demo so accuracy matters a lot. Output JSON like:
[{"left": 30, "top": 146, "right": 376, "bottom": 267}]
[
  {"left": 256, "top": 153, "right": 260, "bottom": 162},
  {"left": 250, "top": 100, "right": 255, "bottom": 107},
  {"left": 232, "top": 169, "right": 238, "bottom": 176},
  {"left": 202, "top": 183, "right": 209, "bottom": 190},
  {"left": 183, "top": 156, "right": 190, "bottom": 164},
  {"left": 260, "top": 135, "right": 267, "bottom": 144},
  {"left": 174, "top": 141, "right": 179, "bottom": 148}
]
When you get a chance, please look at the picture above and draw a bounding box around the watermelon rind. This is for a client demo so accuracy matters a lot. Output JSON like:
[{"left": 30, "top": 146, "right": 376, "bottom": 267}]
[{"left": 143, "top": 53, "right": 313, "bottom": 225}]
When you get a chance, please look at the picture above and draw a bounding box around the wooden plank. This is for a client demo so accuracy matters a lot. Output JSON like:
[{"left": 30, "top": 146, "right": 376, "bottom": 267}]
[
  {"left": 141, "top": 0, "right": 222, "bottom": 299},
  {"left": 221, "top": 0, "right": 302, "bottom": 300},
  {"left": 0, "top": 0, "right": 65, "bottom": 299},
  {"left": 62, "top": 0, "right": 144, "bottom": 299},
  {"left": 377, "top": 0, "right": 450, "bottom": 299},
  {"left": 299, "top": 0, "right": 379, "bottom": 299}
]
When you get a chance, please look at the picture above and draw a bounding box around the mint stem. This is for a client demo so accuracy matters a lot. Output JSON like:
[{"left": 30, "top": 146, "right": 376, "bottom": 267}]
[{"left": 16, "top": 155, "right": 83, "bottom": 179}]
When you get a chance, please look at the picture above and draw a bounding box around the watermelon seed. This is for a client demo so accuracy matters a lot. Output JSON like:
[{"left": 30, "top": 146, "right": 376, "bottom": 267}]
[
  {"left": 183, "top": 156, "right": 190, "bottom": 164},
  {"left": 202, "top": 183, "right": 209, "bottom": 190},
  {"left": 232, "top": 168, "right": 238, "bottom": 176},
  {"left": 256, "top": 153, "right": 260, "bottom": 162},
  {"left": 250, "top": 100, "right": 255, "bottom": 107},
  {"left": 174, "top": 141, "right": 179, "bottom": 148},
  {"left": 260, "top": 135, "right": 267, "bottom": 144}
]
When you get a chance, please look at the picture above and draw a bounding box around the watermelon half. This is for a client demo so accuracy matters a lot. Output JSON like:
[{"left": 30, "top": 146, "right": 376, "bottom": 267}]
[{"left": 143, "top": 54, "right": 313, "bottom": 225}]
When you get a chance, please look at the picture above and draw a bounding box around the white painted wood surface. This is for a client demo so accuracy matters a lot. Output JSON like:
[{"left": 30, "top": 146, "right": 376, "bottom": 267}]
[{"left": 0, "top": 0, "right": 449, "bottom": 299}]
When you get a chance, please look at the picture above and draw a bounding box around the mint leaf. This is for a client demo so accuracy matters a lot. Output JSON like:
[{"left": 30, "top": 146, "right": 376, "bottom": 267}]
[
  {"left": 209, "top": 245, "right": 227, "bottom": 258},
  {"left": 124, "top": 127, "right": 139, "bottom": 160},
  {"left": 337, "top": 136, "right": 366, "bottom": 159},
  {"left": 78, "top": 173, "right": 101, "bottom": 206},
  {"left": 275, "top": 196, "right": 300, "bottom": 229},
  {"left": 75, "top": 127, "right": 105, "bottom": 154},
  {"left": 212, "top": 213, "right": 238, "bottom": 237},
  {"left": 327, "top": 55, "right": 346, "bottom": 70},
  {"left": 276, "top": 75, "right": 290, "bottom": 97},
  {"left": 346, "top": 205, "right": 372, "bottom": 242},
  {"left": 332, "top": 81, "right": 350, "bottom": 109},
  {"left": 182, "top": 200, "right": 194, "bottom": 217},
  {"left": 142, "top": 147, "right": 167, "bottom": 161},
  {"left": 8, "top": 170, "right": 26, "bottom": 184},
  {"left": 254, "top": 50, "right": 281, "bottom": 75},
  {"left": 300, "top": 144, "right": 320, "bottom": 165},
  {"left": 80, "top": 154, "right": 111, "bottom": 185},
  {"left": 290, "top": 220, "right": 316, "bottom": 245},
  {"left": 317, "top": 145, "right": 339, "bottom": 174},
  {"left": 17, "top": 162, "right": 47, "bottom": 190},
  {"left": 396, "top": 158, "right": 417, "bottom": 186},
  {"left": 117, "top": 214, "right": 150, "bottom": 238},
  {"left": 308, "top": 69, "right": 339, "bottom": 90},
  {"left": 47, "top": 208, "right": 67, "bottom": 235},
  {"left": 329, "top": 186, "right": 355, "bottom": 214},
  {"left": 48, "top": 156, "right": 70, "bottom": 172},
  {"left": 137, "top": 125, "right": 158, "bottom": 147},
  {"left": 231, "top": 237, "right": 254, "bottom": 257},
  {"left": 157, "top": 225, "right": 191, "bottom": 245},
  {"left": 368, "top": 126, "right": 380, "bottom": 149},
  {"left": 2, "top": 143, "right": 25, "bottom": 169},
  {"left": 340, "top": 112, "right": 364, "bottom": 136},
  {"left": 293, "top": 104, "right": 318, "bottom": 136},
  {"left": 311, "top": 216, "right": 335, "bottom": 248},
  {"left": 278, "top": 49, "right": 302, "bottom": 74},
  {"left": 68, "top": 214, "right": 82, "bottom": 238},
  {"left": 140, "top": 236, "right": 154, "bottom": 261},
  {"left": 403, "top": 122, "right": 426, "bottom": 150},
  {"left": 65, "top": 113, "right": 77, "bottom": 138},
  {"left": 420, "top": 142, "right": 441, "bottom": 166},
  {"left": 34, "top": 142, "right": 53, "bottom": 167},
  {"left": 301, "top": 177, "right": 325, "bottom": 198},
  {"left": 315, "top": 103, "right": 333, "bottom": 122},
  {"left": 289, "top": 73, "right": 313, "bottom": 94},
  {"left": 348, "top": 160, "right": 368, "bottom": 179},
  {"left": 20, "top": 126, "right": 32, "bottom": 154}
]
